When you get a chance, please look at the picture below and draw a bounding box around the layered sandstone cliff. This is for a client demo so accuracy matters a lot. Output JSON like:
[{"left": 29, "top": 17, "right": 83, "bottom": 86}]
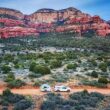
[
  {"left": 0, "top": 7, "right": 110, "bottom": 38},
  {"left": 0, "top": 7, "right": 24, "bottom": 19},
  {"left": 30, "top": 7, "right": 87, "bottom": 23}
]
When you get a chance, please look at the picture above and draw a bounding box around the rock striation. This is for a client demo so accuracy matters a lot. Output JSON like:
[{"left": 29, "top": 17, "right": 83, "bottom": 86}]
[{"left": 0, "top": 7, "right": 110, "bottom": 38}]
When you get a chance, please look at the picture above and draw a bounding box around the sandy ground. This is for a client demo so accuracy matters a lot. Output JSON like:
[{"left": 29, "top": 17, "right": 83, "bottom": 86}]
[
  {"left": 0, "top": 87, "right": 110, "bottom": 95},
  {"left": 0, "top": 81, "right": 110, "bottom": 95}
]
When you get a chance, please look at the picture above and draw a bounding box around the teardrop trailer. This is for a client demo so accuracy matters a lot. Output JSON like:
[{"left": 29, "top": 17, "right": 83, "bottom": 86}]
[{"left": 40, "top": 84, "right": 51, "bottom": 92}]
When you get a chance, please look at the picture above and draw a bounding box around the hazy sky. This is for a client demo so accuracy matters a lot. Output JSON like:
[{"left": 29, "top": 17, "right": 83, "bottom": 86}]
[{"left": 0, "top": 0, "right": 109, "bottom": 20}]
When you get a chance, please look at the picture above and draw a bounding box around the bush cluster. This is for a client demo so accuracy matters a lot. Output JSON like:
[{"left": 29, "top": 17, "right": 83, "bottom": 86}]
[
  {"left": 7, "top": 79, "right": 25, "bottom": 88},
  {"left": 0, "top": 89, "right": 32, "bottom": 110},
  {"left": 82, "top": 80, "right": 107, "bottom": 88},
  {"left": 41, "top": 91, "right": 104, "bottom": 110},
  {"left": 67, "top": 63, "right": 78, "bottom": 70},
  {"left": 50, "top": 60, "right": 62, "bottom": 69},
  {"left": 30, "top": 63, "right": 51, "bottom": 75},
  {"left": 1, "top": 65, "right": 11, "bottom": 74},
  {"left": 99, "top": 63, "right": 108, "bottom": 72}
]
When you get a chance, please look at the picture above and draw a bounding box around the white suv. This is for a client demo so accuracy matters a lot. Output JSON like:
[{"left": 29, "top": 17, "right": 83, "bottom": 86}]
[{"left": 54, "top": 85, "right": 71, "bottom": 92}]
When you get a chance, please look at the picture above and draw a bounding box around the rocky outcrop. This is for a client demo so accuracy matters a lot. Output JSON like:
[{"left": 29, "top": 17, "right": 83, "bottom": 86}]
[
  {"left": 0, "top": 27, "right": 39, "bottom": 38},
  {"left": 28, "top": 8, "right": 110, "bottom": 37},
  {"left": 30, "top": 7, "right": 85, "bottom": 23},
  {"left": 0, "top": 7, "right": 110, "bottom": 38},
  {"left": 0, "top": 8, "right": 39, "bottom": 38},
  {"left": 0, "top": 7, "right": 24, "bottom": 19},
  {"left": 0, "top": 18, "right": 25, "bottom": 27}
]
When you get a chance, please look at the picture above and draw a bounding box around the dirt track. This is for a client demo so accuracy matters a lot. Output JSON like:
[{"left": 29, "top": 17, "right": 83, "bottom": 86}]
[{"left": 0, "top": 88, "right": 110, "bottom": 95}]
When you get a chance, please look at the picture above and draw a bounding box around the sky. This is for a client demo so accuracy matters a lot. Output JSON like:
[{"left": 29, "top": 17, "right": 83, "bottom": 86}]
[{"left": 0, "top": 0, "right": 109, "bottom": 20}]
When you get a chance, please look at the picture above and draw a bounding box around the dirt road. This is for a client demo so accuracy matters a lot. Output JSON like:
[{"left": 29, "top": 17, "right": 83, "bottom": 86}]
[{"left": 0, "top": 88, "right": 110, "bottom": 95}]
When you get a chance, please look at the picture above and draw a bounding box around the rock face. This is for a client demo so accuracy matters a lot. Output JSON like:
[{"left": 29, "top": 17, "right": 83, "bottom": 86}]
[
  {"left": 0, "top": 8, "right": 39, "bottom": 38},
  {"left": 107, "top": 20, "right": 110, "bottom": 25},
  {"left": 0, "top": 27, "right": 39, "bottom": 38},
  {"left": 0, "top": 7, "right": 110, "bottom": 38},
  {"left": 0, "top": 7, "right": 24, "bottom": 19},
  {"left": 30, "top": 7, "right": 84, "bottom": 23}
]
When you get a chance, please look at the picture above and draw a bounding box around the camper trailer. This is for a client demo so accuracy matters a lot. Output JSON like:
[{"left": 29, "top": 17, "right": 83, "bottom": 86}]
[{"left": 40, "top": 84, "right": 51, "bottom": 92}]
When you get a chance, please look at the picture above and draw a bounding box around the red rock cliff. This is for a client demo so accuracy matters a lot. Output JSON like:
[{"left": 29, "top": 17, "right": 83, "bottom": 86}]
[
  {"left": 0, "top": 7, "right": 24, "bottom": 19},
  {"left": 0, "top": 7, "right": 110, "bottom": 38},
  {"left": 30, "top": 7, "right": 86, "bottom": 23}
]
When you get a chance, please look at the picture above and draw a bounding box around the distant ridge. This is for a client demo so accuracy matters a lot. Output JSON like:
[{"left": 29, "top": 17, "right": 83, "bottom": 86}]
[{"left": 0, "top": 7, "right": 110, "bottom": 38}]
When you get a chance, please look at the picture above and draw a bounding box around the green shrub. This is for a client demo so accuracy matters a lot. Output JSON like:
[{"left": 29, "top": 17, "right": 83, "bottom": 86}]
[
  {"left": 3, "top": 89, "right": 12, "bottom": 96},
  {"left": 33, "top": 81, "right": 41, "bottom": 87},
  {"left": 98, "top": 77, "right": 108, "bottom": 84},
  {"left": 67, "top": 63, "right": 78, "bottom": 70},
  {"left": 82, "top": 80, "right": 107, "bottom": 88},
  {"left": 1, "top": 65, "right": 11, "bottom": 74},
  {"left": 83, "top": 89, "right": 88, "bottom": 94},
  {"left": 50, "top": 60, "right": 62, "bottom": 68},
  {"left": 99, "top": 63, "right": 107, "bottom": 72},
  {"left": 1, "top": 100, "right": 9, "bottom": 106},
  {"left": 33, "top": 65, "right": 51, "bottom": 75},
  {"left": 41, "top": 92, "right": 104, "bottom": 110},
  {"left": 52, "top": 74, "right": 69, "bottom": 82},
  {"left": 91, "top": 60, "right": 97, "bottom": 66},
  {"left": 65, "top": 51, "right": 77, "bottom": 59},
  {"left": 106, "top": 61, "right": 110, "bottom": 66},
  {"left": 13, "top": 59, "right": 19, "bottom": 65},
  {"left": 28, "top": 73, "right": 42, "bottom": 78},
  {"left": 29, "top": 62, "right": 36, "bottom": 71},
  {"left": 1, "top": 89, "right": 32, "bottom": 110},
  {"left": 4, "top": 73, "right": 15, "bottom": 82},
  {"left": 14, "top": 99, "right": 32, "bottom": 110},
  {"left": 91, "top": 71, "right": 98, "bottom": 78},
  {"left": 14, "top": 63, "right": 20, "bottom": 69},
  {"left": 4, "top": 54, "right": 14, "bottom": 62},
  {"left": 7, "top": 79, "right": 25, "bottom": 88},
  {"left": 82, "top": 29, "right": 96, "bottom": 38}
]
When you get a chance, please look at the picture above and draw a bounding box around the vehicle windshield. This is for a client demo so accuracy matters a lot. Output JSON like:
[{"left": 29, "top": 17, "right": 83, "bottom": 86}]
[
  {"left": 62, "top": 86, "right": 67, "bottom": 89},
  {"left": 44, "top": 86, "right": 48, "bottom": 88}
]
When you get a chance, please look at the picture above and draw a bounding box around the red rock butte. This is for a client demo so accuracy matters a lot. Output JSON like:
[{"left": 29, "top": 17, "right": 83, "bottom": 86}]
[{"left": 0, "top": 7, "right": 110, "bottom": 38}]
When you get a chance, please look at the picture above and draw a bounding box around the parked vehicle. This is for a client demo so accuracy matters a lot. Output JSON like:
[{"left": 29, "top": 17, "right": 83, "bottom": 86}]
[
  {"left": 54, "top": 85, "right": 71, "bottom": 92},
  {"left": 40, "top": 84, "right": 51, "bottom": 92}
]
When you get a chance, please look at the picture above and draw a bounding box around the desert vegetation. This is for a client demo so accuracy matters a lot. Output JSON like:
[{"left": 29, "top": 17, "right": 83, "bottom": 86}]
[
  {"left": 0, "top": 5, "right": 110, "bottom": 110},
  {"left": 41, "top": 90, "right": 106, "bottom": 110},
  {"left": 0, "top": 89, "right": 32, "bottom": 110},
  {"left": 0, "top": 33, "right": 110, "bottom": 51},
  {"left": 0, "top": 33, "right": 110, "bottom": 88}
]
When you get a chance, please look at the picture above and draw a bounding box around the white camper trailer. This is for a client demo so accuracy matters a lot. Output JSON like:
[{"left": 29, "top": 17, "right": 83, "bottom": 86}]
[{"left": 40, "top": 84, "right": 51, "bottom": 92}]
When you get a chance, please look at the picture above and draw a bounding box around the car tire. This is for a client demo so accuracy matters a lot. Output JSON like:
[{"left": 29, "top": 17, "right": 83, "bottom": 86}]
[
  {"left": 44, "top": 90, "right": 48, "bottom": 92},
  {"left": 67, "top": 90, "right": 70, "bottom": 92},
  {"left": 56, "top": 90, "right": 60, "bottom": 92}
]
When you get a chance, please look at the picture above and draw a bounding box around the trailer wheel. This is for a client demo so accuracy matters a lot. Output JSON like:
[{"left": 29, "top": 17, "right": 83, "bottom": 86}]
[{"left": 67, "top": 90, "right": 70, "bottom": 92}]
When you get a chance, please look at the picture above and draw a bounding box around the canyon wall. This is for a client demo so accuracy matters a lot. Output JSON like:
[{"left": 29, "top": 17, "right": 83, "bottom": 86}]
[
  {"left": 0, "top": 7, "right": 24, "bottom": 19},
  {"left": 30, "top": 7, "right": 86, "bottom": 23},
  {"left": 0, "top": 7, "right": 110, "bottom": 38}
]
